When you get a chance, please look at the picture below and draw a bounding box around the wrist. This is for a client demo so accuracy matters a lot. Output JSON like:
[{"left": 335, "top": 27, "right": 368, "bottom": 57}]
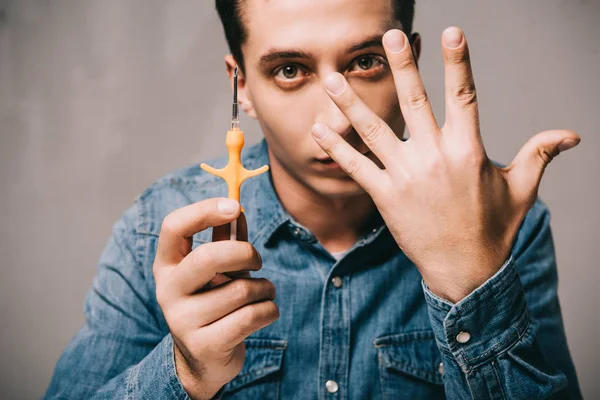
[
  {"left": 421, "top": 256, "right": 506, "bottom": 303},
  {"left": 174, "top": 343, "right": 224, "bottom": 400}
]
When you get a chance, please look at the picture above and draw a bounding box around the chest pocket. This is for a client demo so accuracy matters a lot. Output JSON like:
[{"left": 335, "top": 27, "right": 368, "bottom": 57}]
[
  {"left": 374, "top": 330, "right": 445, "bottom": 400},
  {"left": 223, "top": 338, "right": 287, "bottom": 400}
]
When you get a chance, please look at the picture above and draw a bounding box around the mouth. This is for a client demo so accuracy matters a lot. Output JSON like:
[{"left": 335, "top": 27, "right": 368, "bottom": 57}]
[{"left": 315, "top": 150, "right": 372, "bottom": 164}]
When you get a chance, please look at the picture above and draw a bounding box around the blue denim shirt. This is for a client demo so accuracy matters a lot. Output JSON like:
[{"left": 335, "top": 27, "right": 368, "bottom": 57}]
[{"left": 44, "top": 139, "right": 581, "bottom": 399}]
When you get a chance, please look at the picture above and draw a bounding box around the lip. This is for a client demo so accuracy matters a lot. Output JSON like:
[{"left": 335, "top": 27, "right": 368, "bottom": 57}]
[
  {"left": 315, "top": 150, "right": 372, "bottom": 163},
  {"left": 317, "top": 159, "right": 343, "bottom": 169}
]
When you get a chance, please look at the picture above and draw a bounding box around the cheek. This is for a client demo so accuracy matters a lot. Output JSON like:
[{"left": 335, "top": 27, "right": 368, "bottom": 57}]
[
  {"left": 353, "top": 78, "right": 405, "bottom": 134},
  {"left": 250, "top": 84, "right": 322, "bottom": 155}
]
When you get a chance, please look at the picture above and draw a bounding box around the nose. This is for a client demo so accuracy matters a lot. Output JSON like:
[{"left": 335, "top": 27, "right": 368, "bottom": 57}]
[{"left": 315, "top": 91, "right": 353, "bottom": 138}]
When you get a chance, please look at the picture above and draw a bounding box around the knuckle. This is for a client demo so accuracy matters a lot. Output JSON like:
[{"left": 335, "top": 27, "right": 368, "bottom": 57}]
[
  {"left": 338, "top": 92, "right": 358, "bottom": 110},
  {"left": 233, "top": 279, "right": 252, "bottom": 302},
  {"left": 344, "top": 157, "right": 361, "bottom": 179},
  {"left": 425, "top": 156, "right": 445, "bottom": 176},
  {"left": 241, "top": 305, "right": 260, "bottom": 325},
  {"left": 363, "top": 120, "right": 384, "bottom": 145},
  {"left": 405, "top": 92, "right": 430, "bottom": 111},
  {"left": 265, "top": 279, "right": 277, "bottom": 299},
  {"left": 244, "top": 242, "right": 257, "bottom": 261},
  {"left": 241, "top": 243, "right": 260, "bottom": 270},
  {"left": 160, "top": 214, "right": 179, "bottom": 236},
  {"left": 258, "top": 278, "right": 276, "bottom": 299},
  {"left": 447, "top": 140, "right": 486, "bottom": 167},
  {"left": 155, "top": 284, "right": 170, "bottom": 308},
  {"left": 191, "top": 246, "right": 209, "bottom": 268},
  {"left": 452, "top": 85, "right": 477, "bottom": 106},
  {"left": 537, "top": 147, "right": 554, "bottom": 166},
  {"left": 447, "top": 48, "right": 470, "bottom": 65},
  {"left": 266, "top": 301, "right": 280, "bottom": 321},
  {"left": 462, "top": 152, "right": 486, "bottom": 170},
  {"left": 395, "top": 54, "right": 415, "bottom": 71}
]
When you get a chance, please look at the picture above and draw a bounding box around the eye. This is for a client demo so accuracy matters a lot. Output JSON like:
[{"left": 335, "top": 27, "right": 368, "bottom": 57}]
[
  {"left": 357, "top": 56, "right": 374, "bottom": 70},
  {"left": 276, "top": 64, "right": 300, "bottom": 80},
  {"left": 347, "top": 55, "right": 387, "bottom": 77},
  {"left": 273, "top": 63, "right": 310, "bottom": 89}
]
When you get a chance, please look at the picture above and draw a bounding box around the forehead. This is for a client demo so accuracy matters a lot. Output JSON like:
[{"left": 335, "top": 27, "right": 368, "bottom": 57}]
[{"left": 242, "top": 0, "right": 396, "bottom": 57}]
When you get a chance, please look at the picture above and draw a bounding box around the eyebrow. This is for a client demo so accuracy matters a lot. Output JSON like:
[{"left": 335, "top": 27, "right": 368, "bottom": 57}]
[
  {"left": 344, "top": 35, "right": 384, "bottom": 53},
  {"left": 259, "top": 50, "right": 312, "bottom": 64},
  {"left": 258, "top": 34, "right": 385, "bottom": 66}
]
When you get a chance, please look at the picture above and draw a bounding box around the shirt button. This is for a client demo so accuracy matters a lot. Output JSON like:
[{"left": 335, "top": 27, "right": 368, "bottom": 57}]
[
  {"left": 325, "top": 380, "right": 339, "bottom": 393},
  {"left": 293, "top": 228, "right": 300, "bottom": 236},
  {"left": 456, "top": 331, "right": 471, "bottom": 344},
  {"left": 331, "top": 276, "right": 343, "bottom": 288},
  {"left": 438, "top": 362, "right": 444, "bottom": 374}
]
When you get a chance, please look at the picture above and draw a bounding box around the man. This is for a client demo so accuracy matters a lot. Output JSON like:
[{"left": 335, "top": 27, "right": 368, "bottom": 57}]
[{"left": 44, "top": 0, "right": 582, "bottom": 398}]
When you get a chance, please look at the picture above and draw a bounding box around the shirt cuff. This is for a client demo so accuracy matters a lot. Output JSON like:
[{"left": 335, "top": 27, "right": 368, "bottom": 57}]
[
  {"left": 159, "top": 334, "right": 225, "bottom": 400},
  {"left": 422, "top": 255, "right": 532, "bottom": 373}
]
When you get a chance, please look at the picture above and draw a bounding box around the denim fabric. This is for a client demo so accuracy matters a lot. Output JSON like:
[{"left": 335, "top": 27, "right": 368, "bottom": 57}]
[{"left": 44, "top": 139, "right": 581, "bottom": 399}]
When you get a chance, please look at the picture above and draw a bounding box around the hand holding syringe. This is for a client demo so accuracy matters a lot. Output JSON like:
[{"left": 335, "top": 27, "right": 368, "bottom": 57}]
[
  {"left": 201, "top": 66, "right": 269, "bottom": 241},
  {"left": 154, "top": 75, "right": 276, "bottom": 398}
]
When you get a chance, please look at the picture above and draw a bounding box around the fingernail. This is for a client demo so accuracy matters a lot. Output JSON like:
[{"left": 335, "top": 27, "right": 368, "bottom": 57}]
[
  {"left": 558, "top": 138, "right": 580, "bottom": 152},
  {"left": 383, "top": 29, "right": 406, "bottom": 53},
  {"left": 311, "top": 123, "right": 327, "bottom": 139},
  {"left": 443, "top": 27, "right": 463, "bottom": 49},
  {"left": 217, "top": 199, "right": 238, "bottom": 214},
  {"left": 324, "top": 73, "right": 345, "bottom": 96}
]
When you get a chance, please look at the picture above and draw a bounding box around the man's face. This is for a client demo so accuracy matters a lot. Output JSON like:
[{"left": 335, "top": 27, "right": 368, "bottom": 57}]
[{"left": 237, "top": 0, "right": 411, "bottom": 198}]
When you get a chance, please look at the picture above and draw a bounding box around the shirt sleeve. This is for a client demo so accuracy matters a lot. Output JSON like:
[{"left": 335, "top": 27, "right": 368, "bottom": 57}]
[
  {"left": 43, "top": 203, "right": 192, "bottom": 399},
  {"left": 422, "top": 200, "right": 582, "bottom": 399}
]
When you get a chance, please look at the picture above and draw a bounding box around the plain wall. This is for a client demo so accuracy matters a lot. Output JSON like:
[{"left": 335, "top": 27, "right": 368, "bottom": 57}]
[{"left": 0, "top": 0, "right": 598, "bottom": 398}]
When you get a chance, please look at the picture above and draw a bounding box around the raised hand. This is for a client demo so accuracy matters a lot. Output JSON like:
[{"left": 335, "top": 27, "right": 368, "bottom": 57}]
[{"left": 311, "top": 27, "right": 580, "bottom": 303}]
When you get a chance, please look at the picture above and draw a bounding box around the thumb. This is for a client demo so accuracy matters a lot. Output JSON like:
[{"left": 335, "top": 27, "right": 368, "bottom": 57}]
[{"left": 509, "top": 129, "right": 580, "bottom": 199}]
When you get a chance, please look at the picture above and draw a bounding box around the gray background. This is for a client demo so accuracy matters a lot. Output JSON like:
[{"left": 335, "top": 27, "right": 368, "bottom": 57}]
[{"left": 0, "top": 0, "right": 598, "bottom": 398}]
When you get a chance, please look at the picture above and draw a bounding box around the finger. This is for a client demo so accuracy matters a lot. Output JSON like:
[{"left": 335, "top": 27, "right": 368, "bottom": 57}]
[
  {"left": 201, "top": 300, "right": 280, "bottom": 351},
  {"left": 382, "top": 29, "right": 439, "bottom": 137},
  {"left": 212, "top": 212, "right": 248, "bottom": 242},
  {"left": 172, "top": 240, "right": 263, "bottom": 295},
  {"left": 322, "top": 72, "right": 401, "bottom": 166},
  {"left": 185, "top": 278, "right": 276, "bottom": 327},
  {"left": 311, "top": 122, "right": 390, "bottom": 194},
  {"left": 155, "top": 198, "right": 240, "bottom": 267},
  {"left": 212, "top": 213, "right": 251, "bottom": 280},
  {"left": 508, "top": 130, "right": 581, "bottom": 201},
  {"left": 205, "top": 273, "right": 233, "bottom": 288},
  {"left": 205, "top": 271, "right": 251, "bottom": 289},
  {"left": 442, "top": 27, "right": 480, "bottom": 136}
]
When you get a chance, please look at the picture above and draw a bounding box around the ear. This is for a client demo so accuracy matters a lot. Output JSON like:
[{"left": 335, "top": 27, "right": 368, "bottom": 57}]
[
  {"left": 224, "top": 55, "right": 257, "bottom": 120},
  {"left": 409, "top": 32, "right": 422, "bottom": 68}
]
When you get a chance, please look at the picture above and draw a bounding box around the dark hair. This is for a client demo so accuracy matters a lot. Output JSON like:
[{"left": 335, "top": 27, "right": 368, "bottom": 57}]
[{"left": 215, "top": 0, "right": 415, "bottom": 73}]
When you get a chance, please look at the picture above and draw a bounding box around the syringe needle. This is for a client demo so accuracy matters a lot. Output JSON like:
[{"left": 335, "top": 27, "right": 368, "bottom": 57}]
[{"left": 232, "top": 66, "right": 239, "bottom": 129}]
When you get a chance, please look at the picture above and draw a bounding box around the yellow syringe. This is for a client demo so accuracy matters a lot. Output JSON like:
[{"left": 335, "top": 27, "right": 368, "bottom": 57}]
[{"left": 200, "top": 66, "right": 269, "bottom": 240}]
